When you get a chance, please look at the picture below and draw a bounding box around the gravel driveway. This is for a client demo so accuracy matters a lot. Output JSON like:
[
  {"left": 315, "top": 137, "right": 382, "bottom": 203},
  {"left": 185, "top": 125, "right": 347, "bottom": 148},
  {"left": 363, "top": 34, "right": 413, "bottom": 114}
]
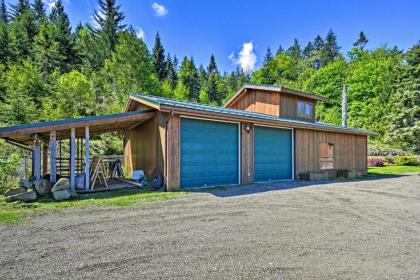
[{"left": 1, "top": 175, "right": 419, "bottom": 279}]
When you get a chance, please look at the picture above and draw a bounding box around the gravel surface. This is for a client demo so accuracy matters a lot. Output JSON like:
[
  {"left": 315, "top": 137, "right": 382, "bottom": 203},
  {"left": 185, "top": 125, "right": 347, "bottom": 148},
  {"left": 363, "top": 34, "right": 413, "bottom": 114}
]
[{"left": 1, "top": 175, "right": 419, "bottom": 279}]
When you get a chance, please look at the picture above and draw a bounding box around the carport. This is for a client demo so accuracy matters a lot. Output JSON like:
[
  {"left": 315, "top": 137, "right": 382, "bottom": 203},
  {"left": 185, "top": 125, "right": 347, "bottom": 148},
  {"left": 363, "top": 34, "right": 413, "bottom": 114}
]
[{"left": 0, "top": 110, "right": 155, "bottom": 191}]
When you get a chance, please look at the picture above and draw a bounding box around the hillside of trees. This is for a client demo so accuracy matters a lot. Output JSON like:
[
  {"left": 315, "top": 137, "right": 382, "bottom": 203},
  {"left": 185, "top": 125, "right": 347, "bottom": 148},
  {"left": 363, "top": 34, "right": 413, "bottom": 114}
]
[{"left": 0, "top": 0, "right": 418, "bottom": 152}]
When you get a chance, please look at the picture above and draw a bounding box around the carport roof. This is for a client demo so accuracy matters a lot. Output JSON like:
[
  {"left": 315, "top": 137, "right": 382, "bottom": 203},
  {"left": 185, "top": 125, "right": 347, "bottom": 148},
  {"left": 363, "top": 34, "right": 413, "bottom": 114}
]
[
  {"left": 0, "top": 110, "right": 155, "bottom": 145},
  {"left": 129, "top": 94, "right": 375, "bottom": 136}
]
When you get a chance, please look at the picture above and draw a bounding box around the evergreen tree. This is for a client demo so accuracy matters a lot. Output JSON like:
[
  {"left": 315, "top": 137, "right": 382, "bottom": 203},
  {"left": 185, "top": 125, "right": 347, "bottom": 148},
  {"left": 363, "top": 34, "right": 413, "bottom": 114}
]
[
  {"left": 207, "top": 54, "right": 218, "bottom": 74},
  {"left": 8, "top": 7, "right": 36, "bottom": 61},
  {"left": 198, "top": 64, "right": 207, "bottom": 88},
  {"left": 276, "top": 44, "right": 284, "bottom": 55},
  {"left": 205, "top": 55, "right": 221, "bottom": 104},
  {"left": 312, "top": 34, "right": 324, "bottom": 69},
  {"left": 353, "top": 31, "right": 368, "bottom": 50},
  {"left": 10, "top": 0, "right": 30, "bottom": 19},
  {"left": 165, "top": 53, "right": 178, "bottom": 89},
  {"left": 303, "top": 42, "right": 314, "bottom": 59},
  {"left": 32, "top": 0, "right": 46, "bottom": 22},
  {"left": 178, "top": 56, "right": 200, "bottom": 101},
  {"left": 320, "top": 29, "right": 340, "bottom": 66},
  {"left": 287, "top": 39, "right": 302, "bottom": 60},
  {"left": 0, "top": 0, "right": 9, "bottom": 64},
  {"left": 387, "top": 44, "right": 420, "bottom": 151},
  {"left": 0, "top": 0, "right": 8, "bottom": 23},
  {"left": 48, "top": 0, "right": 75, "bottom": 72},
  {"left": 152, "top": 32, "right": 167, "bottom": 81},
  {"left": 93, "top": 0, "right": 126, "bottom": 60},
  {"left": 173, "top": 80, "right": 189, "bottom": 101},
  {"left": 263, "top": 47, "right": 274, "bottom": 65}
]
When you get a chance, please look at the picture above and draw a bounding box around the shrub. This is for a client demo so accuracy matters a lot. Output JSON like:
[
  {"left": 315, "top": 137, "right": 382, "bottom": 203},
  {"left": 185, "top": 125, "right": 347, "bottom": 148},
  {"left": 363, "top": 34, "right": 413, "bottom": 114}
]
[
  {"left": 0, "top": 153, "right": 22, "bottom": 194},
  {"left": 394, "top": 156, "right": 419, "bottom": 166},
  {"left": 383, "top": 156, "right": 395, "bottom": 164},
  {"left": 368, "top": 148, "right": 411, "bottom": 157},
  {"left": 368, "top": 157, "right": 385, "bottom": 167}
]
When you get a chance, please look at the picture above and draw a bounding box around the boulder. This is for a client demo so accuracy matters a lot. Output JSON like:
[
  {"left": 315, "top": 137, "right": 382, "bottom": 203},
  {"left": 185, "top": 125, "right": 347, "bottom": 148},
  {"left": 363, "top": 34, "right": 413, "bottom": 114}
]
[
  {"left": 53, "top": 190, "right": 71, "bottom": 201},
  {"left": 33, "top": 179, "right": 52, "bottom": 196},
  {"left": 4, "top": 187, "right": 27, "bottom": 197},
  {"left": 19, "top": 178, "right": 33, "bottom": 189},
  {"left": 51, "top": 178, "right": 70, "bottom": 193},
  {"left": 5, "top": 191, "right": 37, "bottom": 203}
]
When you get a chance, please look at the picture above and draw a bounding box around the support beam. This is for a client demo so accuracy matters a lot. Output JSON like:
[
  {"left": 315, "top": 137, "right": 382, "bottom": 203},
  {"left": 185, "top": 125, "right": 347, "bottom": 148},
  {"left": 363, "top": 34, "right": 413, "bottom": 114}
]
[
  {"left": 50, "top": 131, "right": 57, "bottom": 183},
  {"left": 85, "top": 126, "right": 90, "bottom": 191},
  {"left": 33, "top": 135, "right": 41, "bottom": 180},
  {"left": 42, "top": 144, "right": 48, "bottom": 175},
  {"left": 70, "top": 128, "right": 76, "bottom": 190}
]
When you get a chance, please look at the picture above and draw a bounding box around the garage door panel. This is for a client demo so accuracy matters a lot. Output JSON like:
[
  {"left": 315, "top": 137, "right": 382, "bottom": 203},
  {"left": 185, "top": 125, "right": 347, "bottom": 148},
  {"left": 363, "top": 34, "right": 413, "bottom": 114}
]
[
  {"left": 254, "top": 126, "right": 292, "bottom": 181},
  {"left": 180, "top": 118, "right": 239, "bottom": 188}
]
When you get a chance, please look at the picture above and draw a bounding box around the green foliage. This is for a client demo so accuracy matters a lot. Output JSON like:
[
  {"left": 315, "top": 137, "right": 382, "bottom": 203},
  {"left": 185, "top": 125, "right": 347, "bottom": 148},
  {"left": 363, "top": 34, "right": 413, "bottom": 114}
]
[
  {"left": 0, "top": 153, "right": 21, "bottom": 194},
  {"left": 394, "top": 156, "right": 419, "bottom": 166},
  {"left": 152, "top": 33, "right": 167, "bottom": 81}
]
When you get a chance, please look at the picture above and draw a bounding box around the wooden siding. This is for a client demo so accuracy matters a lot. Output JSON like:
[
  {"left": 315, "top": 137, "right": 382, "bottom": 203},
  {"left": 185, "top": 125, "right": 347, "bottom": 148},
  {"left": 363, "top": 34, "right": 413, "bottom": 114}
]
[
  {"left": 166, "top": 114, "right": 180, "bottom": 190},
  {"left": 124, "top": 115, "right": 164, "bottom": 178},
  {"left": 227, "top": 89, "right": 316, "bottom": 122},
  {"left": 279, "top": 94, "right": 316, "bottom": 122},
  {"left": 241, "top": 123, "right": 254, "bottom": 184},
  {"left": 295, "top": 128, "right": 367, "bottom": 177}
]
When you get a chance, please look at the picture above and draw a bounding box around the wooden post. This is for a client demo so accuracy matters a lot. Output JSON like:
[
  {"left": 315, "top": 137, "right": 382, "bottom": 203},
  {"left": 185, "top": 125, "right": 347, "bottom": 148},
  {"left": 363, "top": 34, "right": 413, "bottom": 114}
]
[
  {"left": 70, "top": 128, "right": 76, "bottom": 190},
  {"left": 33, "top": 135, "right": 41, "bottom": 180},
  {"left": 42, "top": 144, "right": 48, "bottom": 175},
  {"left": 85, "top": 126, "right": 90, "bottom": 191},
  {"left": 50, "top": 131, "right": 57, "bottom": 183}
]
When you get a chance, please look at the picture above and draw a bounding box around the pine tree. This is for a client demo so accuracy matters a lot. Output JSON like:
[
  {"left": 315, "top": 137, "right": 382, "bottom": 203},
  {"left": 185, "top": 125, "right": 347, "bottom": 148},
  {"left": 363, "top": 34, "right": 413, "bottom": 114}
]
[
  {"left": 312, "top": 34, "right": 324, "bottom": 69},
  {"left": 152, "top": 32, "right": 167, "bottom": 81},
  {"left": 353, "top": 31, "right": 368, "bottom": 50},
  {"left": 205, "top": 55, "right": 220, "bottom": 103},
  {"left": 207, "top": 54, "right": 218, "bottom": 74},
  {"left": 92, "top": 0, "right": 126, "bottom": 60},
  {"left": 0, "top": 0, "right": 8, "bottom": 23},
  {"left": 48, "top": 0, "right": 75, "bottom": 72},
  {"left": 165, "top": 53, "right": 178, "bottom": 89},
  {"left": 303, "top": 42, "right": 314, "bottom": 59},
  {"left": 10, "top": 0, "right": 30, "bottom": 19},
  {"left": 387, "top": 44, "right": 420, "bottom": 151},
  {"left": 276, "top": 44, "right": 284, "bottom": 55},
  {"left": 321, "top": 29, "right": 340, "bottom": 66},
  {"left": 32, "top": 0, "right": 46, "bottom": 22},
  {"left": 263, "top": 47, "right": 273, "bottom": 65},
  {"left": 198, "top": 64, "right": 207, "bottom": 88},
  {"left": 287, "top": 39, "right": 302, "bottom": 60},
  {"left": 178, "top": 56, "right": 200, "bottom": 101},
  {"left": 0, "top": 0, "right": 9, "bottom": 64}
]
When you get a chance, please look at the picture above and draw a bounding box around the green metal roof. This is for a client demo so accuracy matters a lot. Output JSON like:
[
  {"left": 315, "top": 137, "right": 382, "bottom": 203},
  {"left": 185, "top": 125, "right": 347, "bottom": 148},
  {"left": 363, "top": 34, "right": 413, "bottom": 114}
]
[{"left": 130, "top": 94, "right": 374, "bottom": 135}]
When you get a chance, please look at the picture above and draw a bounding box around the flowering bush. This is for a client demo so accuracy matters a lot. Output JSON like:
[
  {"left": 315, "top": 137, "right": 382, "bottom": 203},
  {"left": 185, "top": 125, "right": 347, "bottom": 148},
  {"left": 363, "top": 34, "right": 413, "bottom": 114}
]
[
  {"left": 368, "top": 157, "right": 385, "bottom": 167},
  {"left": 368, "top": 148, "right": 411, "bottom": 157},
  {"left": 394, "top": 156, "right": 419, "bottom": 166}
]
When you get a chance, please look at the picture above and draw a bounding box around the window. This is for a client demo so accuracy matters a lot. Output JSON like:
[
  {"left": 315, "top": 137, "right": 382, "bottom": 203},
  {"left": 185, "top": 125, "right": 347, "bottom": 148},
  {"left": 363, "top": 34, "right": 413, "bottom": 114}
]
[
  {"left": 320, "top": 143, "right": 334, "bottom": 170},
  {"left": 297, "top": 101, "right": 313, "bottom": 119}
]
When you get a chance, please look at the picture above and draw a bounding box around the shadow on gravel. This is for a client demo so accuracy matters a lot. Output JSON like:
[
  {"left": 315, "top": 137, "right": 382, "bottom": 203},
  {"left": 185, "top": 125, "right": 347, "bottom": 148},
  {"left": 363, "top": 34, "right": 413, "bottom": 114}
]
[{"left": 192, "top": 174, "right": 406, "bottom": 198}]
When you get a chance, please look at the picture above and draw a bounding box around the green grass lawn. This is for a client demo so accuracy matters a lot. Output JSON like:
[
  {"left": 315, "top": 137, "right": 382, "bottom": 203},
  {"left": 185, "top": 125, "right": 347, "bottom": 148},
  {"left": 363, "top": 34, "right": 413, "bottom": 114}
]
[
  {"left": 0, "top": 188, "right": 186, "bottom": 224},
  {"left": 368, "top": 165, "right": 420, "bottom": 175}
]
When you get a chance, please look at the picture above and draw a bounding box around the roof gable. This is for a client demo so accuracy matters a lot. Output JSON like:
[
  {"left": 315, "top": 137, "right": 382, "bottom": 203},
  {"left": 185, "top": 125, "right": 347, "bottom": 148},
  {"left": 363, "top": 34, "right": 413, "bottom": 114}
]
[{"left": 224, "top": 84, "right": 328, "bottom": 108}]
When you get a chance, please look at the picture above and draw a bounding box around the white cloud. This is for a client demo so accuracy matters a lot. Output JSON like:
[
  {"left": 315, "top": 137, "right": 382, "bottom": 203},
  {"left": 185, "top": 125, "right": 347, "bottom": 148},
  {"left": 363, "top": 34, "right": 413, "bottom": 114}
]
[
  {"left": 229, "top": 41, "right": 257, "bottom": 73},
  {"left": 152, "top": 2, "right": 168, "bottom": 17},
  {"left": 136, "top": 27, "right": 145, "bottom": 39}
]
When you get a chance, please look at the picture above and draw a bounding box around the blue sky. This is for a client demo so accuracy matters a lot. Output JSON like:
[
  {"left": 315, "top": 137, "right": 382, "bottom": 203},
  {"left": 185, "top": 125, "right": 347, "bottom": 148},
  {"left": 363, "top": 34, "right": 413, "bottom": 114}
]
[{"left": 9, "top": 0, "right": 420, "bottom": 72}]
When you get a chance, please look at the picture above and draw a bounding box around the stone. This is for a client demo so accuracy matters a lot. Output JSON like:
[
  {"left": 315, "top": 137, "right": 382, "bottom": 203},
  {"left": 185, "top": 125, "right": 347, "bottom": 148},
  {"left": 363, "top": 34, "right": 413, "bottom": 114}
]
[
  {"left": 19, "top": 179, "right": 33, "bottom": 189},
  {"left": 33, "top": 179, "right": 52, "bottom": 196},
  {"left": 51, "top": 178, "right": 70, "bottom": 193},
  {"left": 53, "top": 190, "right": 71, "bottom": 201},
  {"left": 309, "top": 172, "right": 329, "bottom": 181},
  {"left": 5, "top": 191, "right": 37, "bottom": 203},
  {"left": 4, "top": 187, "right": 26, "bottom": 197},
  {"left": 69, "top": 190, "right": 78, "bottom": 199}
]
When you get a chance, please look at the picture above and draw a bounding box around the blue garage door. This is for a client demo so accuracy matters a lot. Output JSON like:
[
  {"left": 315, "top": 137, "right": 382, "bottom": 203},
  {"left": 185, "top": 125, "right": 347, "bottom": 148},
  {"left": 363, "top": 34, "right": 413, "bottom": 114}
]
[
  {"left": 254, "top": 126, "right": 293, "bottom": 181},
  {"left": 180, "top": 118, "right": 239, "bottom": 188}
]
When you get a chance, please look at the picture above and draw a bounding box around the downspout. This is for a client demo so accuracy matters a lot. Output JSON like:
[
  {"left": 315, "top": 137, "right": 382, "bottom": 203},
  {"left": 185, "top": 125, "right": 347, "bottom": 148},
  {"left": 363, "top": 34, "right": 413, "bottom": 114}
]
[{"left": 164, "top": 110, "right": 175, "bottom": 191}]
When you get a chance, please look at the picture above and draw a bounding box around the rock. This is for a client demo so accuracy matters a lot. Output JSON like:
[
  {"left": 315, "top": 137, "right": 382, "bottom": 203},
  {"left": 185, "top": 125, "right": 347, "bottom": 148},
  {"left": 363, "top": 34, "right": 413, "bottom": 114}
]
[
  {"left": 5, "top": 191, "right": 37, "bottom": 203},
  {"left": 19, "top": 178, "right": 33, "bottom": 189},
  {"left": 4, "top": 187, "right": 27, "bottom": 197},
  {"left": 53, "top": 190, "right": 71, "bottom": 201},
  {"left": 69, "top": 190, "right": 78, "bottom": 199},
  {"left": 51, "top": 178, "right": 70, "bottom": 193},
  {"left": 33, "top": 179, "right": 52, "bottom": 196}
]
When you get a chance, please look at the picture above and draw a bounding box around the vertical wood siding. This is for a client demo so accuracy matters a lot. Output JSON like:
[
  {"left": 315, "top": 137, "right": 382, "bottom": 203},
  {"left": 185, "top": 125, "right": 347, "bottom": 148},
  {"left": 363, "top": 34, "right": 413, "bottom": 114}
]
[
  {"left": 279, "top": 95, "right": 316, "bottom": 122},
  {"left": 166, "top": 114, "right": 180, "bottom": 190},
  {"left": 295, "top": 128, "right": 367, "bottom": 177},
  {"left": 241, "top": 123, "right": 254, "bottom": 184}
]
